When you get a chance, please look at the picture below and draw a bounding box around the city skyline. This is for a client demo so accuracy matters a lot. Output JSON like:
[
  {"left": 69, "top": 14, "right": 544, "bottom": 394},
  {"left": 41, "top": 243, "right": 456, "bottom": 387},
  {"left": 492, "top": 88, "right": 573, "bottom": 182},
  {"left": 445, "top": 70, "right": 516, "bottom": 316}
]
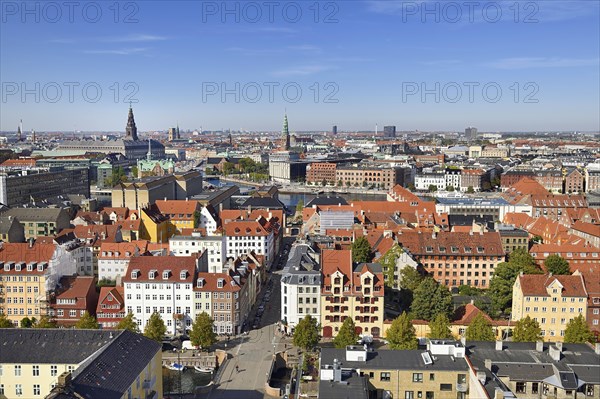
[{"left": 1, "top": 1, "right": 599, "bottom": 132}]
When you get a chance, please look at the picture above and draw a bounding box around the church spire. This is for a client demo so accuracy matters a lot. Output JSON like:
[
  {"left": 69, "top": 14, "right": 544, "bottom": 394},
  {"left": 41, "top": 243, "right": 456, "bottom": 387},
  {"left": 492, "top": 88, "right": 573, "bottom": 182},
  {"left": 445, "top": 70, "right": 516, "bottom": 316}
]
[
  {"left": 125, "top": 103, "right": 138, "bottom": 141},
  {"left": 282, "top": 113, "right": 290, "bottom": 150},
  {"left": 147, "top": 139, "right": 152, "bottom": 161},
  {"left": 17, "top": 119, "right": 22, "bottom": 142}
]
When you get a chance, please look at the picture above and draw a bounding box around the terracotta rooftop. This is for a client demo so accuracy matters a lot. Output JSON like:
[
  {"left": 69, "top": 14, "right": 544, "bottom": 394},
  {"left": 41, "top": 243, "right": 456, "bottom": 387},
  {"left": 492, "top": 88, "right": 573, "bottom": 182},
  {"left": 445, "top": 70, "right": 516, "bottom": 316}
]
[{"left": 517, "top": 273, "right": 587, "bottom": 297}]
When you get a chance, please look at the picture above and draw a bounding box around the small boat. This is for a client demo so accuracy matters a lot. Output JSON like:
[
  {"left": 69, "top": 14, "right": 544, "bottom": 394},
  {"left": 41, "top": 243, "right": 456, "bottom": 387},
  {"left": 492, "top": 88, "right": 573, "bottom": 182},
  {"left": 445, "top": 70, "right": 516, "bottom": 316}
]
[
  {"left": 165, "top": 363, "right": 185, "bottom": 371},
  {"left": 194, "top": 366, "right": 214, "bottom": 373}
]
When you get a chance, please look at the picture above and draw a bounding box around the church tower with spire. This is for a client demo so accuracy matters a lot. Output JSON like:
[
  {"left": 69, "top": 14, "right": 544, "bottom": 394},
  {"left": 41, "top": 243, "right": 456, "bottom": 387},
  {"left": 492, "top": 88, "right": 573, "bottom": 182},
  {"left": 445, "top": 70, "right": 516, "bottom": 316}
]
[
  {"left": 125, "top": 105, "right": 138, "bottom": 141},
  {"left": 17, "top": 120, "right": 22, "bottom": 142},
  {"left": 282, "top": 113, "right": 290, "bottom": 150}
]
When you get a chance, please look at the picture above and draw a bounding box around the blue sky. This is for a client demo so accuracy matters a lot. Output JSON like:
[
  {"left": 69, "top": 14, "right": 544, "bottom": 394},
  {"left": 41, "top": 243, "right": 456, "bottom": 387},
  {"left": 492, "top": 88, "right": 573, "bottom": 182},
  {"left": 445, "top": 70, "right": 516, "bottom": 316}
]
[{"left": 1, "top": 0, "right": 599, "bottom": 132}]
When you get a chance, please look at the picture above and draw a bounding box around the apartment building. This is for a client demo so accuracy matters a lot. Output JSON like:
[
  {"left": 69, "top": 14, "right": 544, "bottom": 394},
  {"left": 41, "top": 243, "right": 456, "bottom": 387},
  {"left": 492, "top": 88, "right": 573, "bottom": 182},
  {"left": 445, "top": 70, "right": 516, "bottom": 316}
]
[
  {"left": 224, "top": 216, "right": 278, "bottom": 268},
  {"left": 319, "top": 341, "right": 469, "bottom": 399},
  {"left": 335, "top": 165, "right": 400, "bottom": 190},
  {"left": 123, "top": 255, "right": 198, "bottom": 335},
  {"left": 565, "top": 168, "right": 585, "bottom": 193},
  {"left": 497, "top": 226, "right": 529, "bottom": 254},
  {"left": 0, "top": 208, "right": 70, "bottom": 240},
  {"left": 170, "top": 233, "right": 226, "bottom": 273},
  {"left": 530, "top": 243, "right": 600, "bottom": 272},
  {"left": 581, "top": 269, "right": 600, "bottom": 339},
  {"left": 0, "top": 329, "right": 162, "bottom": 399},
  {"left": 399, "top": 231, "right": 505, "bottom": 288},
  {"left": 280, "top": 242, "right": 321, "bottom": 333},
  {"left": 0, "top": 216, "right": 25, "bottom": 243},
  {"left": 481, "top": 145, "right": 509, "bottom": 158},
  {"left": 96, "top": 286, "right": 126, "bottom": 329},
  {"left": 585, "top": 161, "right": 600, "bottom": 192},
  {"left": 320, "top": 249, "right": 384, "bottom": 338},
  {"left": 415, "top": 172, "right": 446, "bottom": 191},
  {"left": 0, "top": 242, "right": 78, "bottom": 325},
  {"left": 468, "top": 340, "right": 600, "bottom": 399},
  {"left": 306, "top": 162, "right": 337, "bottom": 185},
  {"left": 460, "top": 169, "right": 486, "bottom": 192},
  {"left": 0, "top": 166, "right": 89, "bottom": 207},
  {"left": 512, "top": 273, "right": 588, "bottom": 342},
  {"left": 97, "top": 240, "right": 148, "bottom": 281},
  {"left": 48, "top": 276, "right": 98, "bottom": 327},
  {"left": 155, "top": 199, "right": 201, "bottom": 233}
]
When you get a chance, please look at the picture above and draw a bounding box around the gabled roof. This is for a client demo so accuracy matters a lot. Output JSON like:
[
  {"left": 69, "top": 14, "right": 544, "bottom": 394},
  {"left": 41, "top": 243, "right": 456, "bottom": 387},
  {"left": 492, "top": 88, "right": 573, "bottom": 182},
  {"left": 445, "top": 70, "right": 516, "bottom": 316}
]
[
  {"left": 123, "top": 256, "right": 197, "bottom": 283},
  {"left": 0, "top": 242, "right": 56, "bottom": 264},
  {"left": 155, "top": 199, "right": 200, "bottom": 217}
]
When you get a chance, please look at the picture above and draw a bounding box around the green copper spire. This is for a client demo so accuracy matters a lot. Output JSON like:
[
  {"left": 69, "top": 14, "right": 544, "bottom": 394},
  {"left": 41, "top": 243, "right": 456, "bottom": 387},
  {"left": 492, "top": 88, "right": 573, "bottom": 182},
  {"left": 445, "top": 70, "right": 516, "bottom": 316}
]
[{"left": 282, "top": 113, "right": 290, "bottom": 150}]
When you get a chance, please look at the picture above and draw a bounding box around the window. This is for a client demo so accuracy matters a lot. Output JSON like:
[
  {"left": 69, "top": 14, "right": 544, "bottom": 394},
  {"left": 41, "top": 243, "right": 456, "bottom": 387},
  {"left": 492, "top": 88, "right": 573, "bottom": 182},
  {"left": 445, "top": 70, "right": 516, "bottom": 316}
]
[
  {"left": 440, "top": 384, "right": 452, "bottom": 391},
  {"left": 33, "top": 365, "right": 39, "bottom": 376},
  {"left": 51, "top": 365, "right": 58, "bottom": 376},
  {"left": 33, "top": 384, "right": 41, "bottom": 395},
  {"left": 380, "top": 372, "right": 391, "bottom": 382},
  {"left": 405, "top": 392, "right": 414, "bottom": 399},
  {"left": 586, "top": 384, "right": 594, "bottom": 396},
  {"left": 516, "top": 382, "right": 526, "bottom": 393},
  {"left": 413, "top": 373, "right": 423, "bottom": 382},
  {"left": 429, "top": 373, "right": 435, "bottom": 381},
  {"left": 14, "top": 365, "right": 21, "bottom": 376},
  {"left": 532, "top": 383, "right": 539, "bottom": 394},
  {"left": 15, "top": 384, "right": 22, "bottom": 396}
]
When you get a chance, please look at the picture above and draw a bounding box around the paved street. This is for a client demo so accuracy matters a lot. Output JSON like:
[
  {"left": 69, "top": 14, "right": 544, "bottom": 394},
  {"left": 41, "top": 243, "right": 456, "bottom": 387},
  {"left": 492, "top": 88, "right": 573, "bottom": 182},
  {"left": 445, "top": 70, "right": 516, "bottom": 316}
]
[{"left": 208, "top": 252, "right": 289, "bottom": 399}]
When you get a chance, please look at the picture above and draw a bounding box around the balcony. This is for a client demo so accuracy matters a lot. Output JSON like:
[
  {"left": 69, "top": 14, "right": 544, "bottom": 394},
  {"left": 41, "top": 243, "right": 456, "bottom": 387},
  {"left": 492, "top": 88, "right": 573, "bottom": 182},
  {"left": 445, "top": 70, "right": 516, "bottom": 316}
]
[{"left": 456, "top": 383, "right": 468, "bottom": 392}]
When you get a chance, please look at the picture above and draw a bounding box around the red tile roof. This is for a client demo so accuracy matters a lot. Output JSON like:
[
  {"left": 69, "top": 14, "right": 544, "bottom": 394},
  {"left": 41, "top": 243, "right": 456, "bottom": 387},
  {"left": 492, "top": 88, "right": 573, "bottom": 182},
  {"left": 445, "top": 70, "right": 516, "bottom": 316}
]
[
  {"left": 0, "top": 242, "right": 56, "bottom": 264},
  {"left": 517, "top": 273, "right": 587, "bottom": 297},
  {"left": 99, "top": 241, "right": 149, "bottom": 259},
  {"left": 123, "top": 256, "right": 197, "bottom": 283},
  {"left": 155, "top": 200, "right": 200, "bottom": 218}
]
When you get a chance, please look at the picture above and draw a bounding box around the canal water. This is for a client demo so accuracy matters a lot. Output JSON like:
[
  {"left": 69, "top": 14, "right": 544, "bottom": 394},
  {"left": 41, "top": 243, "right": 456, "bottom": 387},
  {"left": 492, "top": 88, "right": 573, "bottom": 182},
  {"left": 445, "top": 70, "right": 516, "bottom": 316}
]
[
  {"left": 205, "top": 178, "right": 386, "bottom": 208},
  {"left": 163, "top": 368, "right": 212, "bottom": 395}
]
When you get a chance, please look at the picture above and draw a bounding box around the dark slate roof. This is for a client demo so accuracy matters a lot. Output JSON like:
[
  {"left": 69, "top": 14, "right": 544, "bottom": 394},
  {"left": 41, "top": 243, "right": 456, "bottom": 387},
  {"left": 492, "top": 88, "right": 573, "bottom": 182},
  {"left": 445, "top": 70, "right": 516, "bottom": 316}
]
[
  {"left": 320, "top": 348, "right": 469, "bottom": 372},
  {"left": 306, "top": 196, "right": 348, "bottom": 207},
  {"left": 0, "top": 216, "right": 19, "bottom": 234},
  {"left": 0, "top": 329, "right": 114, "bottom": 364},
  {"left": 67, "top": 330, "right": 161, "bottom": 399},
  {"left": 281, "top": 243, "right": 321, "bottom": 285},
  {"left": 318, "top": 372, "right": 370, "bottom": 399},
  {"left": 241, "top": 197, "right": 285, "bottom": 209}
]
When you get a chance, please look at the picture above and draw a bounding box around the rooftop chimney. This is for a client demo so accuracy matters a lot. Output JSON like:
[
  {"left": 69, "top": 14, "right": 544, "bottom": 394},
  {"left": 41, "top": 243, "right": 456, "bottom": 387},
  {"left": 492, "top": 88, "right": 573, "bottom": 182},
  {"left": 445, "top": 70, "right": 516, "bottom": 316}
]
[
  {"left": 595, "top": 343, "right": 600, "bottom": 355},
  {"left": 495, "top": 341, "right": 503, "bottom": 351},
  {"left": 484, "top": 359, "right": 492, "bottom": 370},
  {"left": 536, "top": 341, "right": 544, "bottom": 352},
  {"left": 57, "top": 372, "right": 72, "bottom": 387},
  {"left": 549, "top": 344, "right": 562, "bottom": 361}
]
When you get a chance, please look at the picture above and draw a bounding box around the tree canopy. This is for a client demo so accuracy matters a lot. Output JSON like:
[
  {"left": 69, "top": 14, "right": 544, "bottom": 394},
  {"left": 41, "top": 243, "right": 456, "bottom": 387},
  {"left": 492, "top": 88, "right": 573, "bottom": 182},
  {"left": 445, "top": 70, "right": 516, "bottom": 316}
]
[
  {"left": 399, "top": 267, "right": 424, "bottom": 292},
  {"left": 333, "top": 318, "right": 359, "bottom": 349},
  {"left": 411, "top": 277, "right": 453, "bottom": 321},
  {"left": 144, "top": 312, "right": 167, "bottom": 342},
  {"left": 544, "top": 255, "right": 571, "bottom": 275},
  {"left": 512, "top": 316, "right": 542, "bottom": 342},
  {"left": 74, "top": 311, "right": 100, "bottom": 329},
  {"left": 293, "top": 315, "right": 320, "bottom": 351},
  {"left": 386, "top": 312, "right": 418, "bottom": 349},
  {"left": 380, "top": 244, "right": 404, "bottom": 288},
  {"left": 489, "top": 249, "right": 542, "bottom": 315},
  {"left": 190, "top": 312, "right": 217, "bottom": 349},
  {"left": 351, "top": 237, "right": 373, "bottom": 264},
  {"left": 0, "top": 314, "right": 13, "bottom": 328},
  {"left": 465, "top": 313, "right": 495, "bottom": 341},
  {"left": 116, "top": 312, "right": 140, "bottom": 333},
  {"left": 564, "top": 314, "right": 594, "bottom": 343},
  {"left": 428, "top": 314, "right": 454, "bottom": 339},
  {"left": 20, "top": 317, "right": 37, "bottom": 328},
  {"left": 34, "top": 316, "right": 57, "bottom": 328}
]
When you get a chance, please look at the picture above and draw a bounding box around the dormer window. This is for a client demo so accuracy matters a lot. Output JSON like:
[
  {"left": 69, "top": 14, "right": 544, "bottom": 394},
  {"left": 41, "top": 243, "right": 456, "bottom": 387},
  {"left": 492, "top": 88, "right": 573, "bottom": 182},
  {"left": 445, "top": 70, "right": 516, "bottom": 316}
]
[
  {"left": 26, "top": 263, "right": 33, "bottom": 272},
  {"left": 131, "top": 269, "right": 139, "bottom": 279},
  {"left": 125, "top": 251, "right": 131, "bottom": 256},
  {"left": 464, "top": 247, "right": 472, "bottom": 253},
  {"left": 15, "top": 263, "right": 22, "bottom": 272},
  {"left": 217, "top": 279, "right": 224, "bottom": 288},
  {"left": 197, "top": 278, "right": 204, "bottom": 288},
  {"left": 180, "top": 271, "right": 187, "bottom": 280},
  {"left": 451, "top": 246, "right": 458, "bottom": 253},
  {"left": 37, "top": 264, "right": 44, "bottom": 272},
  {"left": 162, "top": 270, "right": 170, "bottom": 280},
  {"left": 149, "top": 270, "right": 156, "bottom": 280},
  {"left": 115, "top": 251, "right": 120, "bottom": 257},
  {"left": 4, "top": 263, "right": 10, "bottom": 271},
  {"left": 425, "top": 246, "right": 433, "bottom": 253},
  {"left": 477, "top": 247, "right": 484, "bottom": 253}
]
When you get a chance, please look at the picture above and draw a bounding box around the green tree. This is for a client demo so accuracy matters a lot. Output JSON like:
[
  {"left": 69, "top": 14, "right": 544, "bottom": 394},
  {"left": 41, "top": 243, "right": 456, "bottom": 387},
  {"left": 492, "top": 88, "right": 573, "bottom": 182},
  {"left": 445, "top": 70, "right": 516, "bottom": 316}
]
[
  {"left": 428, "top": 314, "right": 453, "bottom": 339},
  {"left": 428, "top": 184, "right": 438, "bottom": 193},
  {"left": 116, "top": 312, "right": 140, "bottom": 333},
  {"left": 107, "top": 166, "right": 127, "bottom": 187},
  {"left": 193, "top": 210, "right": 202, "bottom": 228},
  {"left": 564, "top": 314, "right": 594, "bottom": 343},
  {"left": 34, "top": 316, "right": 57, "bottom": 328},
  {"left": 222, "top": 162, "right": 235, "bottom": 176},
  {"left": 386, "top": 312, "right": 418, "bottom": 349},
  {"left": 190, "top": 312, "right": 217, "bottom": 349},
  {"left": 346, "top": 181, "right": 352, "bottom": 187},
  {"left": 333, "top": 318, "right": 359, "bottom": 349},
  {"left": 144, "top": 312, "right": 167, "bottom": 342},
  {"left": 0, "top": 314, "right": 14, "bottom": 328},
  {"left": 130, "top": 165, "right": 139, "bottom": 178},
  {"left": 293, "top": 315, "right": 320, "bottom": 351},
  {"left": 399, "top": 267, "right": 424, "bottom": 292},
  {"left": 322, "top": 179, "right": 328, "bottom": 187},
  {"left": 411, "top": 277, "right": 453, "bottom": 320},
  {"left": 351, "top": 237, "right": 373, "bottom": 264},
  {"left": 20, "top": 317, "right": 36, "bottom": 328},
  {"left": 465, "top": 313, "right": 495, "bottom": 341},
  {"left": 295, "top": 199, "right": 304, "bottom": 214},
  {"left": 75, "top": 311, "right": 100, "bottom": 329},
  {"left": 544, "top": 255, "right": 570, "bottom": 275},
  {"left": 489, "top": 249, "right": 542, "bottom": 315},
  {"left": 380, "top": 244, "right": 404, "bottom": 288},
  {"left": 512, "top": 316, "right": 542, "bottom": 342},
  {"left": 458, "top": 285, "right": 483, "bottom": 296},
  {"left": 446, "top": 185, "right": 455, "bottom": 192},
  {"left": 466, "top": 186, "right": 475, "bottom": 193}
]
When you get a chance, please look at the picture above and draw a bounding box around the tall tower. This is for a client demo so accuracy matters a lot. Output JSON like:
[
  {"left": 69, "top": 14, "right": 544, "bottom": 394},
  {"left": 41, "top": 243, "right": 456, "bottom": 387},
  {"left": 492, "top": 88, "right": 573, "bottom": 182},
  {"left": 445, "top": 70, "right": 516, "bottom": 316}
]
[
  {"left": 31, "top": 129, "right": 36, "bottom": 143},
  {"left": 17, "top": 120, "right": 22, "bottom": 141},
  {"left": 176, "top": 122, "right": 180, "bottom": 139},
  {"left": 125, "top": 105, "right": 138, "bottom": 141},
  {"left": 147, "top": 139, "right": 152, "bottom": 161},
  {"left": 282, "top": 113, "right": 290, "bottom": 150}
]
